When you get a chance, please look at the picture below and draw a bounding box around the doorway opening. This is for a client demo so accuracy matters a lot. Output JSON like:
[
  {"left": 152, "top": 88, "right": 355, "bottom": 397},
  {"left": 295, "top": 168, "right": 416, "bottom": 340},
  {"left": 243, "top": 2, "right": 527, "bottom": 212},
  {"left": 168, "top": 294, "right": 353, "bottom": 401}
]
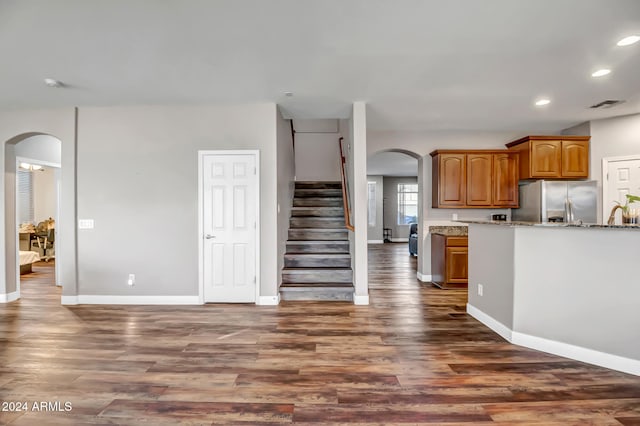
[
  {"left": 366, "top": 149, "right": 420, "bottom": 250},
  {"left": 5, "top": 134, "right": 62, "bottom": 302}
]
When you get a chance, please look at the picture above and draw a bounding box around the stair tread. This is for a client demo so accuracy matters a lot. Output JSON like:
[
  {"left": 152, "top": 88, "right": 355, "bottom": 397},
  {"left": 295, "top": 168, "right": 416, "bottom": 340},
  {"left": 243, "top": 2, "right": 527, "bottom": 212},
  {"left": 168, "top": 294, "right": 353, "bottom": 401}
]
[
  {"left": 294, "top": 196, "right": 343, "bottom": 199},
  {"left": 290, "top": 228, "right": 347, "bottom": 231},
  {"left": 291, "top": 206, "right": 342, "bottom": 210},
  {"left": 287, "top": 240, "right": 349, "bottom": 244},
  {"left": 283, "top": 267, "right": 352, "bottom": 271},
  {"left": 286, "top": 251, "right": 349, "bottom": 255},
  {"left": 280, "top": 283, "right": 354, "bottom": 289},
  {"left": 290, "top": 216, "right": 344, "bottom": 219},
  {"left": 296, "top": 181, "right": 341, "bottom": 184},
  {"left": 284, "top": 253, "right": 350, "bottom": 257}
]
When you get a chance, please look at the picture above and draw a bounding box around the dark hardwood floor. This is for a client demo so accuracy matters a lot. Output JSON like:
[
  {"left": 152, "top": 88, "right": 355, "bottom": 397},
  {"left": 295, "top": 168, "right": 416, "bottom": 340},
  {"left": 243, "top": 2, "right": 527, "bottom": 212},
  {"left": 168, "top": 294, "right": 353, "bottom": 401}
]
[{"left": 1, "top": 246, "right": 639, "bottom": 424}]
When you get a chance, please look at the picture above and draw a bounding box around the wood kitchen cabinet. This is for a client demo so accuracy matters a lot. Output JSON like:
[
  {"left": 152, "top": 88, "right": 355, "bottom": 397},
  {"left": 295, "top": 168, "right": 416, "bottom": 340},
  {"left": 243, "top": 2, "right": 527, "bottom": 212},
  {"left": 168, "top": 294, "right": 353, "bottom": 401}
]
[
  {"left": 506, "top": 136, "right": 590, "bottom": 179},
  {"left": 466, "top": 153, "right": 492, "bottom": 206},
  {"left": 432, "top": 152, "right": 466, "bottom": 207},
  {"left": 493, "top": 152, "right": 519, "bottom": 206},
  {"left": 431, "top": 150, "right": 518, "bottom": 208},
  {"left": 431, "top": 234, "right": 468, "bottom": 289}
]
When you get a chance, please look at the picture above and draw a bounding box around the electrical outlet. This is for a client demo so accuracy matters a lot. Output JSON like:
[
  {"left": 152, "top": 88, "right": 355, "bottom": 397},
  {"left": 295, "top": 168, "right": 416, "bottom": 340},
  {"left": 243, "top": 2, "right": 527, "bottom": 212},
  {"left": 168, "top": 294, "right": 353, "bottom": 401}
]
[
  {"left": 78, "top": 219, "right": 94, "bottom": 229},
  {"left": 478, "top": 284, "right": 483, "bottom": 296},
  {"left": 452, "top": 213, "right": 458, "bottom": 221},
  {"left": 127, "top": 274, "right": 135, "bottom": 286}
]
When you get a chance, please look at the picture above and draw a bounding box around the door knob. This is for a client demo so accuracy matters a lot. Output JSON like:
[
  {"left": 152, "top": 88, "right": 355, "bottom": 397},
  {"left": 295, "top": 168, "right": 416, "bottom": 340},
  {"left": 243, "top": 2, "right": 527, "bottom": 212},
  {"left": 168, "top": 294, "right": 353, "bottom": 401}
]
[{"left": 204, "top": 234, "right": 216, "bottom": 239}]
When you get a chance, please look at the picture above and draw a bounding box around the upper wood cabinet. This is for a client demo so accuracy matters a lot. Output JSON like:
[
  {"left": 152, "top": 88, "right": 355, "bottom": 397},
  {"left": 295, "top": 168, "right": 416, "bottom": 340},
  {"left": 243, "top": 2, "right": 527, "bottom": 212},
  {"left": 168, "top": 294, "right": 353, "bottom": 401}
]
[
  {"left": 432, "top": 152, "right": 466, "bottom": 207},
  {"left": 431, "top": 150, "right": 518, "bottom": 208},
  {"left": 561, "top": 140, "right": 590, "bottom": 177},
  {"left": 506, "top": 136, "right": 590, "bottom": 179},
  {"left": 466, "top": 153, "right": 493, "bottom": 206},
  {"left": 493, "top": 153, "right": 519, "bottom": 206}
]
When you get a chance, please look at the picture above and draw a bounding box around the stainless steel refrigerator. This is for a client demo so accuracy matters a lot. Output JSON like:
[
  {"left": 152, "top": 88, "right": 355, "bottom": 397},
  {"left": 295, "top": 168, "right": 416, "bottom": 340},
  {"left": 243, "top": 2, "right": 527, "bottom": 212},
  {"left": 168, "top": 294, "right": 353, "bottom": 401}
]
[{"left": 512, "top": 180, "right": 598, "bottom": 223}]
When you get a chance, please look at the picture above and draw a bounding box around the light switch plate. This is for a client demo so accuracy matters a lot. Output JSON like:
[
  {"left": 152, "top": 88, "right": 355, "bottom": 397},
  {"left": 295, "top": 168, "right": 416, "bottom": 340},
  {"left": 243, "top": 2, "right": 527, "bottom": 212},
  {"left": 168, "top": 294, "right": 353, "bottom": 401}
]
[{"left": 78, "top": 219, "right": 94, "bottom": 229}]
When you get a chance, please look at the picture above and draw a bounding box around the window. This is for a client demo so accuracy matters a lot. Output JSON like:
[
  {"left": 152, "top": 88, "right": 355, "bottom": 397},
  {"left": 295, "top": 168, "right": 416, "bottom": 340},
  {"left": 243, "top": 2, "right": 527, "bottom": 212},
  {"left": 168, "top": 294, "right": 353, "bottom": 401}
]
[
  {"left": 397, "top": 183, "right": 418, "bottom": 225},
  {"left": 17, "top": 170, "right": 34, "bottom": 224},
  {"left": 367, "top": 182, "right": 376, "bottom": 226}
]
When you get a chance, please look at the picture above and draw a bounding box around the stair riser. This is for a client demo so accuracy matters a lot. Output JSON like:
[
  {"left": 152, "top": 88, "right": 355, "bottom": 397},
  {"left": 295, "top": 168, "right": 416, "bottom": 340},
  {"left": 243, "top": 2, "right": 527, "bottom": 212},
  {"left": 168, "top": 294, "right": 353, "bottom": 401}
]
[
  {"left": 292, "top": 208, "right": 344, "bottom": 217},
  {"left": 290, "top": 217, "right": 345, "bottom": 228},
  {"left": 284, "top": 258, "right": 351, "bottom": 268},
  {"left": 294, "top": 198, "right": 343, "bottom": 207},
  {"left": 280, "top": 290, "right": 353, "bottom": 302},
  {"left": 285, "top": 243, "right": 349, "bottom": 254},
  {"left": 295, "top": 182, "right": 342, "bottom": 190},
  {"left": 282, "top": 271, "right": 353, "bottom": 283},
  {"left": 288, "top": 230, "right": 348, "bottom": 241},
  {"left": 295, "top": 189, "right": 343, "bottom": 198}
]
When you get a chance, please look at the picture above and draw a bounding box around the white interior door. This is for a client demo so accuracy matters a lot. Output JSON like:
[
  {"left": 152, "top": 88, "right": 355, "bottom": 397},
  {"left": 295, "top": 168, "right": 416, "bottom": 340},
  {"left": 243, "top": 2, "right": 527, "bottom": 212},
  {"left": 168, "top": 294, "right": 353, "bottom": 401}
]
[
  {"left": 604, "top": 157, "right": 640, "bottom": 223},
  {"left": 202, "top": 153, "right": 257, "bottom": 303}
]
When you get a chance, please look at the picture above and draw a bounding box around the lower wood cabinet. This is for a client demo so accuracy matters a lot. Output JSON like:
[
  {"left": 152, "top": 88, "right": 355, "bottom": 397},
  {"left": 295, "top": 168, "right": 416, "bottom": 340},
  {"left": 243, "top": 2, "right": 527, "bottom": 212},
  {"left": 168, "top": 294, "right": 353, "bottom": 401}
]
[{"left": 431, "top": 234, "right": 468, "bottom": 289}]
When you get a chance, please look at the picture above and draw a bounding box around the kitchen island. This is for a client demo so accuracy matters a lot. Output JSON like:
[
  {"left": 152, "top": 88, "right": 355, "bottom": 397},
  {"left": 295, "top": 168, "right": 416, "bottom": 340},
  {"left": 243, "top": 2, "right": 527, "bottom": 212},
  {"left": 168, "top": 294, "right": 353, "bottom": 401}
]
[{"left": 463, "top": 220, "right": 640, "bottom": 376}]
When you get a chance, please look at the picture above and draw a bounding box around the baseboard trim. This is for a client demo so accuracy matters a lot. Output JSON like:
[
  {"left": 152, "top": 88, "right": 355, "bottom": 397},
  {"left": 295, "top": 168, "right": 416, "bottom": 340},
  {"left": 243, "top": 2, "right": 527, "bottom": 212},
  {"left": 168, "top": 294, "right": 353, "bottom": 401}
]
[
  {"left": 257, "top": 295, "right": 280, "bottom": 306},
  {"left": 61, "top": 295, "right": 78, "bottom": 305},
  {"left": 353, "top": 294, "right": 370, "bottom": 305},
  {"left": 390, "top": 238, "right": 408, "bottom": 243},
  {"left": 0, "top": 291, "right": 20, "bottom": 303},
  {"left": 416, "top": 273, "right": 432, "bottom": 282},
  {"left": 466, "top": 303, "right": 512, "bottom": 342},
  {"left": 63, "top": 295, "right": 201, "bottom": 305},
  {"left": 367, "top": 240, "right": 384, "bottom": 244},
  {"left": 467, "top": 303, "right": 639, "bottom": 376},
  {"left": 512, "top": 332, "right": 640, "bottom": 377}
]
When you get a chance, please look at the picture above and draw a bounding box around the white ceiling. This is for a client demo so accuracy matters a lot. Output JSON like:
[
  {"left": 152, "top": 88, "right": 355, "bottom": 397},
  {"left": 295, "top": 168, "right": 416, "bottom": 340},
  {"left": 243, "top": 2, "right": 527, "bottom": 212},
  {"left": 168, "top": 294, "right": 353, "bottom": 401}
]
[
  {"left": 1, "top": 0, "right": 640, "bottom": 132},
  {"left": 367, "top": 152, "right": 418, "bottom": 177}
]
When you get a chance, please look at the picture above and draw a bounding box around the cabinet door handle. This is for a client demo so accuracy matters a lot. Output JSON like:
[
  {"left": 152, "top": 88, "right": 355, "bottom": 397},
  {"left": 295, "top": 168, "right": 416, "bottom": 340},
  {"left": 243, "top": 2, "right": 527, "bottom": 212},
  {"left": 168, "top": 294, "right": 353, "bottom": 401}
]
[{"left": 204, "top": 234, "right": 216, "bottom": 239}]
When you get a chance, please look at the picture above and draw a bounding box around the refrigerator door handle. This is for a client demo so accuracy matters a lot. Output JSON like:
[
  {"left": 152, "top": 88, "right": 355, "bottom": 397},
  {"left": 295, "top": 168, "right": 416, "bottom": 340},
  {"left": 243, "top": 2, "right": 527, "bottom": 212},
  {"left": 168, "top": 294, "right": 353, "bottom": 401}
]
[{"left": 565, "top": 198, "right": 575, "bottom": 223}]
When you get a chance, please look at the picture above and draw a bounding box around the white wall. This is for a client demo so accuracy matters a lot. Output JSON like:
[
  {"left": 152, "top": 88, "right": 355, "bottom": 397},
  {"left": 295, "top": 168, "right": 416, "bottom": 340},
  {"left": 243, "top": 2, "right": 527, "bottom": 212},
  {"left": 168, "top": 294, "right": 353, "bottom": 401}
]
[
  {"left": 33, "top": 167, "right": 57, "bottom": 224},
  {"left": 0, "top": 108, "right": 76, "bottom": 298},
  {"left": 15, "top": 134, "right": 62, "bottom": 165},
  {"left": 587, "top": 113, "right": 640, "bottom": 223},
  {"left": 76, "top": 104, "right": 279, "bottom": 299},
  {"left": 366, "top": 175, "right": 383, "bottom": 242},
  {"left": 513, "top": 226, "right": 640, "bottom": 361},
  {"left": 294, "top": 133, "right": 341, "bottom": 181},
  {"left": 467, "top": 224, "right": 515, "bottom": 329},
  {"left": 276, "top": 108, "right": 295, "bottom": 291}
]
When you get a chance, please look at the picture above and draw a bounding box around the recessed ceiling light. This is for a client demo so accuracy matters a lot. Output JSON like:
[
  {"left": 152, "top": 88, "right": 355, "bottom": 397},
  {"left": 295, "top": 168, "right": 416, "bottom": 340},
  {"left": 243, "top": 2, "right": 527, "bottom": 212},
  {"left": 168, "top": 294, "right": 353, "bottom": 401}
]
[
  {"left": 44, "top": 78, "right": 63, "bottom": 88},
  {"left": 284, "top": 92, "right": 293, "bottom": 97},
  {"left": 535, "top": 99, "right": 551, "bottom": 106},
  {"left": 591, "top": 69, "right": 611, "bottom": 78},
  {"left": 617, "top": 35, "right": 640, "bottom": 46}
]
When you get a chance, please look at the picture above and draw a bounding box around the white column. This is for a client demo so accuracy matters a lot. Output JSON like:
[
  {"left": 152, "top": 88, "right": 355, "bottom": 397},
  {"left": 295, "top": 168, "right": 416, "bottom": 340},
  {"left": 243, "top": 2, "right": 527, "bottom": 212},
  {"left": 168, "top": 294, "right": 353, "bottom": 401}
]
[{"left": 352, "top": 102, "right": 369, "bottom": 305}]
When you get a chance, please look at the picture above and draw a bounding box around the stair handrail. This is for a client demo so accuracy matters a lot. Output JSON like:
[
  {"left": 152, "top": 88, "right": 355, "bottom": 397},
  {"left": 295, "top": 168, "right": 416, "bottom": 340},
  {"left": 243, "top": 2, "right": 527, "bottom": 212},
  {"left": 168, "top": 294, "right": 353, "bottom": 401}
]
[
  {"left": 339, "top": 137, "right": 354, "bottom": 231},
  {"left": 290, "top": 120, "right": 295, "bottom": 151}
]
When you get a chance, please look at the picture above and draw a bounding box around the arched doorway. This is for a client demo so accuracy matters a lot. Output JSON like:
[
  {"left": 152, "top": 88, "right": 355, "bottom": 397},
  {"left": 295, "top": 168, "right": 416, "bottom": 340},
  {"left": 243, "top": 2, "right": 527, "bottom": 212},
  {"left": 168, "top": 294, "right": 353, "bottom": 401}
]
[
  {"left": 367, "top": 148, "right": 430, "bottom": 282},
  {"left": 367, "top": 149, "right": 421, "bottom": 243},
  {"left": 4, "top": 133, "right": 68, "bottom": 303}
]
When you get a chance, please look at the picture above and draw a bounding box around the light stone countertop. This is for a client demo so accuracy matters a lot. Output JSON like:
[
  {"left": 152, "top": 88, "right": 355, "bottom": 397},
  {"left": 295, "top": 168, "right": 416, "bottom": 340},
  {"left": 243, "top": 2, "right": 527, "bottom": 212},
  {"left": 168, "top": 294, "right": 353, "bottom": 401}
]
[
  {"left": 428, "top": 226, "right": 468, "bottom": 236},
  {"left": 458, "top": 220, "right": 640, "bottom": 230}
]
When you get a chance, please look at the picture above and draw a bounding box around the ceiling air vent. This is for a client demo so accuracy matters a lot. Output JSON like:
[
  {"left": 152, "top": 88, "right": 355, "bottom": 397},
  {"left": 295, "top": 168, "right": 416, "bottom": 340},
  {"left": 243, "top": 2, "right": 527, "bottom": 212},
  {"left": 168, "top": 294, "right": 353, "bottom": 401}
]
[{"left": 590, "top": 100, "right": 625, "bottom": 109}]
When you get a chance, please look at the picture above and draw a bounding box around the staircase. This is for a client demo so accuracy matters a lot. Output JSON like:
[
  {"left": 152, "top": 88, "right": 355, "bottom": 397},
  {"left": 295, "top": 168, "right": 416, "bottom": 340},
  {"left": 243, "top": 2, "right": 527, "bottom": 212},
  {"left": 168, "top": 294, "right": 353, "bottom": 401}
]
[{"left": 280, "top": 181, "right": 354, "bottom": 301}]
